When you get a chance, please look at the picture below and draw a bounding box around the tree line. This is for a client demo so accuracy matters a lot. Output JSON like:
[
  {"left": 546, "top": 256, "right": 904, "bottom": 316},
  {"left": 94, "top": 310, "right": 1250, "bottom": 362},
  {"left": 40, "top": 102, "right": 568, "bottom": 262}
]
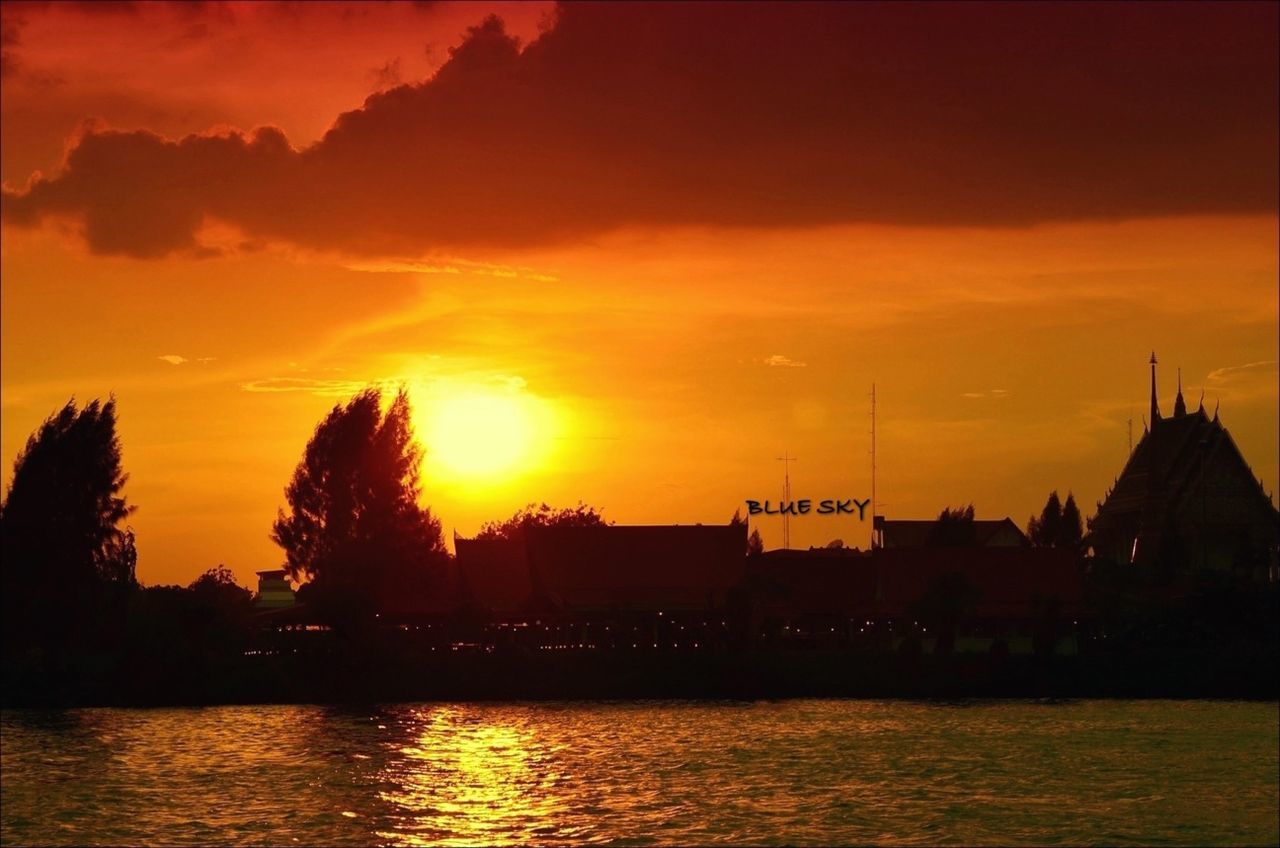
[
  {"left": 2, "top": 389, "right": 1273, "bottom": 705},
  {"left": 0, "top": 389, "right": 612, "bottom": 660},
  {"left": 0, "top": 387, "right": 1086, "bottom": 645}
]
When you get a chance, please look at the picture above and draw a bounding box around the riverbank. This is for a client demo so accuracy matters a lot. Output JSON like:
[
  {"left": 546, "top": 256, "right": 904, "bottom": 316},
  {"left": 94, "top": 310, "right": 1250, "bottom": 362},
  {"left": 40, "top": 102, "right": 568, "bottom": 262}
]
[{"left": 4, "top": 644, "right": 1276, "bottom": 708}]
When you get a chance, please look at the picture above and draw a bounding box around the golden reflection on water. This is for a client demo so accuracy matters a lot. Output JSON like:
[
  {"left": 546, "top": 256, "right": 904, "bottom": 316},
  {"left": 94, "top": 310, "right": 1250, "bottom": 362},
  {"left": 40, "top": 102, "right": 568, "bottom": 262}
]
[
  {"left": 377, "top": 707, "right": 571, "bottom": 846},
  {"left": 2, "top": 701, "right": 1276, "bottom": 846}
]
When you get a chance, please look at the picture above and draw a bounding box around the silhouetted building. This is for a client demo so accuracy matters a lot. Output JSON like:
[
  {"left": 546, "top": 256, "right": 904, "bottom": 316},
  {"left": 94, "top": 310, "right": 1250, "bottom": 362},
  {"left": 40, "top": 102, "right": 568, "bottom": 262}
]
[
  {"left": 531, "top": 524, "right": 745, "bottom": 613},
  {"left": 254, "top": 569, "right": 295, "bottom": 609},
  {"left": 872, "top": 516, "right": 1028, "bottom": 548},
  {"left": 1088, "top": 354, "right": 1279, "bottom": 579},
  {"left": 740, "top": 545, "right": 1080, "bottom": 653},
  {"left": 454, "top": 523, "right": 747, "bottom": 615},
  {"left": 746, "top": 548, "right": 876, "bottom": 645},
  {"left": 873, "top": 547, "right": 1082, "bottom": 619},
  {"left": 453, "top": 536, "right": 535, "bottom": 618},
  {"left": 872, "top": 546, "right": 1083, "bottom": 654}
]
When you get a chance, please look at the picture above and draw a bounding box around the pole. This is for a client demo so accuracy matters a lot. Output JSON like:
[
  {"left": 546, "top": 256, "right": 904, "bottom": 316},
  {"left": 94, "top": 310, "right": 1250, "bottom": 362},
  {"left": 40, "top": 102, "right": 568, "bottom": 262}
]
[
  {"left": 777, "top": 452, "right": 797, "bottom": 549},
  {"left": 870, "top": 382, "right": 877, "bottom": 549}
]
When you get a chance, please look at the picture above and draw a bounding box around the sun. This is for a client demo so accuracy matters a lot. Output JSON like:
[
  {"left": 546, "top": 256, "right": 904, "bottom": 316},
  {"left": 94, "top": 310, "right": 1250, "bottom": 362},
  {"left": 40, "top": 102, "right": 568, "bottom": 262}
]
[{"left": 416, "top": 386, "right": 557, "bottom": 482}]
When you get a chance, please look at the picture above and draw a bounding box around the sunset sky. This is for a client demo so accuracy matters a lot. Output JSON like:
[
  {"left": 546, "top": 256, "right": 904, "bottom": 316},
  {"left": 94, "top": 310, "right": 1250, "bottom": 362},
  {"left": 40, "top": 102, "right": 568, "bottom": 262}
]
[{"left": 2, "top": 1, "right": 1276, "bottom": 589}]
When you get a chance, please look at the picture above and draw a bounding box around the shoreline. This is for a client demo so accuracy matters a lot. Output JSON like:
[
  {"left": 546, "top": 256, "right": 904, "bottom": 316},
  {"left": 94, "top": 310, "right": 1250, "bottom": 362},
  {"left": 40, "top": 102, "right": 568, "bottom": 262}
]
[{"left": 5, "top": 647, "right": 1275, "bottom": 709}]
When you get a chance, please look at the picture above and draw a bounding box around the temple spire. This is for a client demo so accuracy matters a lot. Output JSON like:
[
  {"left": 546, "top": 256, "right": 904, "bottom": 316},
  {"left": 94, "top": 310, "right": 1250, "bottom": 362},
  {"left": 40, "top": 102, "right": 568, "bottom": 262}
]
[
  {"left": 1149, "top": 351, "right": 1161, "bottom": 424},
  {"left": 1174, "top": 367, "right": 1186, "bottom": 417}
]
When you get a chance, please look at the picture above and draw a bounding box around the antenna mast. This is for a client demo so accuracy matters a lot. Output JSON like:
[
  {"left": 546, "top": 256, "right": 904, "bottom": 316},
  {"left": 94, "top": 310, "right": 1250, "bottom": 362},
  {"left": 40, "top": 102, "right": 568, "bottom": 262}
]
[
  {"left": 777, "top": 452, "right": 797, "bottom": 549},
  {"left": 870, "top": 382, "right": 876, "bottom": 549}
]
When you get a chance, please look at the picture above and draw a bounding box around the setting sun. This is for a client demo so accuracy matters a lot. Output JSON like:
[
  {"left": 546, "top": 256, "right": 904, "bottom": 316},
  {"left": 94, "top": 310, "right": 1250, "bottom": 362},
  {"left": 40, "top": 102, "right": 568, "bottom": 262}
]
[{"left": 416, "top": 386, "right": 559, "bottom": 483}]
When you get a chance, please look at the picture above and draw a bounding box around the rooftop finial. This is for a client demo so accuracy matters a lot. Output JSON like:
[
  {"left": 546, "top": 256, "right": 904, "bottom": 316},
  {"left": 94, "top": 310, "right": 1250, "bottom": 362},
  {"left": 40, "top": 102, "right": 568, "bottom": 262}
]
[
  {"left": 1212, "top": 397, "right": 1220, "bottom": 423},
  {"left": 1174, "top": 367, "right": 1186, "bottom": 417},
  {"left": 1149, "top": 352, "right": 1161, "bottom": 424}
]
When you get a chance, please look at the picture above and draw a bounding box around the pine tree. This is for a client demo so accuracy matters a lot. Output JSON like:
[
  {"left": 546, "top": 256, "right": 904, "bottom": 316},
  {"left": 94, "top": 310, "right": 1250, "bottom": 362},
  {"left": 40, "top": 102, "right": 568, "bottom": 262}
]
[
  {"left": 1, "top": 398, "right": 137, "bottom": 650},
  {"left": 1057, "top": 493, "right": 1084, "bottom": 553},
  {"left": 271, "top": 388, "right": 448, "bottom": 617},
  {"left": 1028, "top": 491, "right": 1063, "bottom": 548}
]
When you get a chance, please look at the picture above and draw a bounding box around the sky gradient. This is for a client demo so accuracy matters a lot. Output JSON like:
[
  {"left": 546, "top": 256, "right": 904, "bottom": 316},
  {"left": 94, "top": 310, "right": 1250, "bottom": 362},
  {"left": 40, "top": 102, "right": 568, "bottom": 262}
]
[{"left": 2, "top": 1, "right": 1277, "bottom": 587}]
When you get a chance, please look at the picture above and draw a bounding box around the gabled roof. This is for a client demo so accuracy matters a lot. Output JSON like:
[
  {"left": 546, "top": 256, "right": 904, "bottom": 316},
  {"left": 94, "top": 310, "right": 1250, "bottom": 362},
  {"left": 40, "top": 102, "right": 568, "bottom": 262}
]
[
  {"left": 1092, "top": 408, "right": 1277, "bottom": 537},
  {"left": 525, "top": 524, "right": 747, "bottom": 612},
  {"left": 876, "top": 517, "right": 1028, "bottom": 548}
]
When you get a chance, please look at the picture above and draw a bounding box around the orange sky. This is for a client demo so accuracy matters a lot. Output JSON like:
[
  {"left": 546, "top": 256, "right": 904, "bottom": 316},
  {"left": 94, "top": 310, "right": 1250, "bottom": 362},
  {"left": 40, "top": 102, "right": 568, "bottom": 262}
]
[{"left": 2, "top": 1, "right": 1277, "bottom": 588}]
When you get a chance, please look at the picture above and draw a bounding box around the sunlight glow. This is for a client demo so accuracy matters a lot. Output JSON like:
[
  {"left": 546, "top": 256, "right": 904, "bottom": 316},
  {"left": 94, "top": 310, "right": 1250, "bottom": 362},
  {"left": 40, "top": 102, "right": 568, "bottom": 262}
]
[{"left": 413, "top": 382, "right": 561, "bottom": 485}]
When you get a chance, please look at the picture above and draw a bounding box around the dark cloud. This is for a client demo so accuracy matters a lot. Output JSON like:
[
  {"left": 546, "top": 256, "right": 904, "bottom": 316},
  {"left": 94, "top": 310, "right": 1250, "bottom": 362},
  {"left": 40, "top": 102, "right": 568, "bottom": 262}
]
[
  {"left": 3, "top": 1, "right": 1277, "bottom": 258},
  {"left": 368, "top": 57, "right": 403, "bottom": 92},
  {"left": 1, "top": 11, "right": 26, "bottom": 77}
]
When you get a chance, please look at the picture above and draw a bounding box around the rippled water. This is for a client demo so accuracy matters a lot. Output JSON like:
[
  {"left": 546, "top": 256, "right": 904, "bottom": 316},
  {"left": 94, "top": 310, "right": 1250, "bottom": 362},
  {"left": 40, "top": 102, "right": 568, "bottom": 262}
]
[{"left": 2, "top": 700, "right": 1276, "bottom": 846}]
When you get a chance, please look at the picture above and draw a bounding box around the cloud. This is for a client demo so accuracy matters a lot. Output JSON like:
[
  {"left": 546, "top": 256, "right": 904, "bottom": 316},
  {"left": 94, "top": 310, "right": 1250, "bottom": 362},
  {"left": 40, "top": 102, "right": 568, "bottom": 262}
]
[
  {"left": 158, "top": 353, "right": 217, "bottom": 365},
  {"left": 764, "top": 355, "right": 806, "bottom": 368},
  {"left": 1207, "top": 360, "right": 1278, "bottom": 383},
  {"left": 3, "top": 3, "right": 1276, "bottom": 258},
  {"left": 368, "top": 57, "right": 403, "bottom": 92},
  {"left": 962, "top": 389, "right": 1010, "bottom": 399},
  {"left": 240, "top": 376, "right": 385, "bottom": 395}
]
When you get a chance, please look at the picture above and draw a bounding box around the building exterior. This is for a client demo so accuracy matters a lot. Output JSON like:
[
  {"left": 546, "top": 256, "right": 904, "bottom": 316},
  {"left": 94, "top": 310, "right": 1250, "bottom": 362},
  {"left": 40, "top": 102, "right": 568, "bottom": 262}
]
[
  {"left": 873, "top": 516, "right": 1028, "bottom": 548},
  {"left": 453, "top": 536, "right": 535, "bottom": 618},
  {"left": 254, "top": 569, "right": 296, "bottom": 609},
  {"left": 451, "top": 523, "right": 748, "bottom": 651},
  {"left": 1088, "top": 354, "right": 1279, "bottom": 579},
  {"left": 454, "top": 523, "right": 747, "bottom": 615}
]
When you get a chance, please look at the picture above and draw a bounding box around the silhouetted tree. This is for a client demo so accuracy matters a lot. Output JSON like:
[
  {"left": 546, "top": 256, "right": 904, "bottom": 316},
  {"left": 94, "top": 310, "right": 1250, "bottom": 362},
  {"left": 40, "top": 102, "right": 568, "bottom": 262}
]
[
  {"left": 271, "top": 388, "right": 449, "bottom": 620},
  {"left": 1027, "top": 491, "right": 1063, "bottom": 547},
  {"left": 123, "top": 570, "right": 255, "bottom": 702},
  {"left": 730, "top": 509, "right": 764, "bottom": 556},
  {"left": 476, "top": 501, "right": 607, "bottom": 541},
  {"left": 1, "top": 398, "right": 136, "bottom": 653},
  {"left": 1058, "top": 493, "right": 1084, "bottom": 552},
  {"left": 189, "top": 564, "right": 251, "bottom": 600},
  {"left": 1028, "top": 490, "right": 1083, "bottom": 552},
  {"left": 926, "top": 504, "right": 977, "bottom": 547}
]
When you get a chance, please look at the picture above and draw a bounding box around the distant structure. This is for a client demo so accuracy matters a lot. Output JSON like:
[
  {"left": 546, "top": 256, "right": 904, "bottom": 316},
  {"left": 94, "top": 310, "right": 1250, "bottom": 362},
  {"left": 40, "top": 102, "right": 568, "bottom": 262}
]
[
  {"left": 1088, "top": 353, "right": 1278, "bottom": 579},
  {"left": 254, "top": 569, "right": 296, "bottom": 609},
  {"left": 872, "top": 516, "right": 1028, "bottom": 549},
  {"left": 455, "top": 523, "right": 747, "bottom": 618}
]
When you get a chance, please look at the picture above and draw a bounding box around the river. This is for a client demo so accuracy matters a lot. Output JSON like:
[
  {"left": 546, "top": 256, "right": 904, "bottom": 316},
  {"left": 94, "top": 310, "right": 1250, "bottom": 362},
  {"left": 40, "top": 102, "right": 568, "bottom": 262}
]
[{"left": 2, "top": 700, "right": 1275, "bottom": 846}]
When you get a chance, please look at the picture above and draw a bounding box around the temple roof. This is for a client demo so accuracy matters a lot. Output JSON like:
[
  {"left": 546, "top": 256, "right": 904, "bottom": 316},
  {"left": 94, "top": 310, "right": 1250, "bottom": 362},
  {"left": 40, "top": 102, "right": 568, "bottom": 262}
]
[{"left": 1092, "top": 407, "right": 1275, "bottom": 532}]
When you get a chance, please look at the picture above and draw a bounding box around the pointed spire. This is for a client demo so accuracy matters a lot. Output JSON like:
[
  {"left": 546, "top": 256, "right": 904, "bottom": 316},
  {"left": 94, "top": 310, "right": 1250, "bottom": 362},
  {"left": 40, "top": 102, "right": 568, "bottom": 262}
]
[
  {"left": 1149, "top": 351, "right": 1161, "bottom": 424},
  {"left": 1212, "top": 398, "right": 1220, "bottom": 423},
  {"left": 1173, "top": 367, "right": 1186, "bottom": 417}
]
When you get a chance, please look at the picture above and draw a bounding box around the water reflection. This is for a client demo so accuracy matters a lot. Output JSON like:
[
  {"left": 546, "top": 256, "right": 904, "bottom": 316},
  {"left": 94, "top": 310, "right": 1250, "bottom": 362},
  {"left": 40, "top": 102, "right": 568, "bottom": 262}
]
[
  {"left": 378, "top": 707, "right": 570, "bottom": 846},
  {"left": 2, "top": 701, "right": 1276, "bottom": 847}
]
